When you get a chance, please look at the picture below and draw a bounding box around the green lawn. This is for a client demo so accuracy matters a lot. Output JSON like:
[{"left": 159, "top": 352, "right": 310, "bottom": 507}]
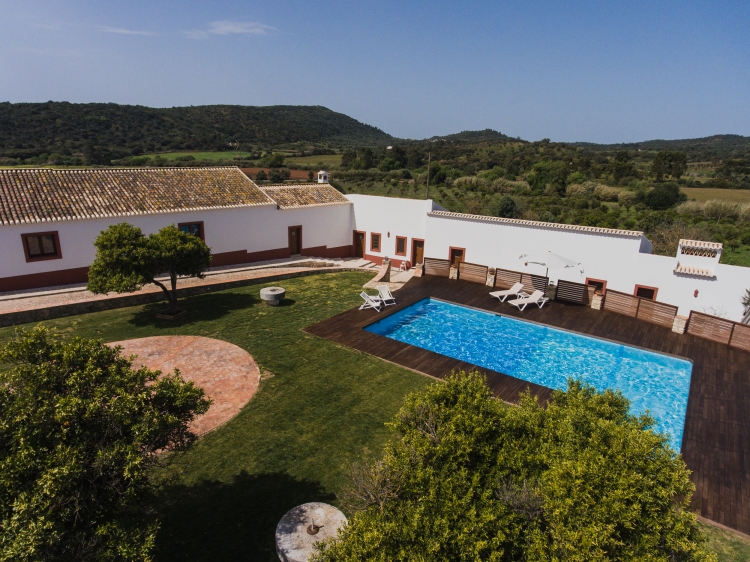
[
  {"left": 0, "top": 272, "right": 429, "bottom": 561},
  {"left": 1, "top": 270, "right": 748, "bottom": 560}
]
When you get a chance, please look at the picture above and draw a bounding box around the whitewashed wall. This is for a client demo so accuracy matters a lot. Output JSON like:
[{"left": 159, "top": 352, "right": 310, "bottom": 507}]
[
  {"left": 424, "top": 213, "right": 750, "bottom": 321},
  {"left": 0, "top": 202, "right": 353, "bottom": 280},
  {"left": 346, "top": 194, "right": 441, "bottom": 264}
]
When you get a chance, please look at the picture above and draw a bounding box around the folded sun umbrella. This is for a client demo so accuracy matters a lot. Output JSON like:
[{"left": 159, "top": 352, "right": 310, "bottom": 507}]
[{"left": 519, "top": 251, "right": 582, "bottom": 278}]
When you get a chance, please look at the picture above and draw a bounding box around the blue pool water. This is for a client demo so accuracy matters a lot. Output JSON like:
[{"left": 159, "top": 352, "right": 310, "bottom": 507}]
[{"left": 365, "top": 298, "right": 693, "bottom": 450}]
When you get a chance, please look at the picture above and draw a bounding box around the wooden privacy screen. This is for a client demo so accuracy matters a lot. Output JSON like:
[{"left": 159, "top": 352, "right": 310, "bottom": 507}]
[
  {"left": 493, "top": 268, "right": 548, "bottom": 293},
  {"left": 687, "top": 311, "right": 750, "bottom": 351},
  {"left": 555, "top": 280, "right": 595, "bottom": 305},
  {"left": 458, "top": 262, "right": 488, "bottom": 284},
  {"left": 423, "top": 257, "right": 451, "bottom": 277},
  {"left": 603, "top": 289, "right": 678, "bottom": 328}
]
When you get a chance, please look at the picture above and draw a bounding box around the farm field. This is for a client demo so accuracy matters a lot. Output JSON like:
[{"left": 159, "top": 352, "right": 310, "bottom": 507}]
[
  {"left": 284, "top": 153, "right": 343, "bottom": 166},
  {"left": 682, "top": 187, "right": 750, "bottom": 203}
]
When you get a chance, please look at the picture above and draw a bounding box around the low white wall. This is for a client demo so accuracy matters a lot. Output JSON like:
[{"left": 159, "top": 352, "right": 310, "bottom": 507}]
[
  {"left": 423, "top": 213, "right": 750, "bottom": 321},
  {"left": 346, "top": 194, "right": 440, "bottom": 263}
]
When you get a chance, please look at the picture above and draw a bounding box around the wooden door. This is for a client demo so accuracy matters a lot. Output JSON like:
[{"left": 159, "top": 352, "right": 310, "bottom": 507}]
[
  {"left": 412, "top": 239, "right": 424, "bottom": 265},
  {"left": 288, "top": 226, "right": 301, "bottom": 255},
  {"left": 353, "top": 231, "right": 365, "bottom": 258},
  {"left": 449, "top": 247, "right": 465, "bottom": 266}
]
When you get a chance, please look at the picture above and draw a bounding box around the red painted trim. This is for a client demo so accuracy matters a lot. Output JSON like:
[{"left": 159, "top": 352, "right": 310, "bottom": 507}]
[
  {"left": 634, "top": 284, "right": 659, "bottom": 300},
  {"left": 370, "top": 232, "right": 382, "bottom": 252},
  {"left": 585, "top": 277, "right": 608, "bottom": 295},
  {"left": 177, "top": 220, "right": 205, "bottom": 241},
  {"left": 0, "top": 266, "right": 89, "bottom": 293},
  {"left": 364, "top": 253, "right": 385, "bottom": 265},
  {"left": 301, "top": 245, "right": 354, "bottom": 259},
  {"left": 21, "top": 231, "right": 62, "bottom": 262},
  {"left": 395, "top": 236, "right": 407, "bottom": 256}
]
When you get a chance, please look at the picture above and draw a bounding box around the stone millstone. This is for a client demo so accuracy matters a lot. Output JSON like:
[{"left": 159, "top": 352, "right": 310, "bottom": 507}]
[
  {"left": 260, "top": 286, "right": 286, "bottom": 306},
  {"left": 275, "top": 502, "right": 347, "bottom": 562}
]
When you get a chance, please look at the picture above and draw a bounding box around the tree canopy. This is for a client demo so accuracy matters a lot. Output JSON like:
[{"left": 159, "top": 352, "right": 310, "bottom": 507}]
[
  {"left": 315, "top": 372, "right": 712, "bottom": 562},
  {"left": 0, "top": 326, "right": 211, "bottom": 561},
  {"left": 87, "top": 223, "right": 212, "bottom": 315}
]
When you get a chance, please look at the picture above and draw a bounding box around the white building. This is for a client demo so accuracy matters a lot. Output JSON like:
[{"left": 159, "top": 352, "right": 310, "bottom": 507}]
[{"left": 2, "top": 168, "right": 750, "bottom": 321}]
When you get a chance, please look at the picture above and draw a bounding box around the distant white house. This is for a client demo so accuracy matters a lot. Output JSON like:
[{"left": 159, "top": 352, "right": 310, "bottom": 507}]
[
  {"left": 317, "top": 170, "right": 329, "bottom": 183},
  {"left": 1, "top": 168, "right": 750, "bottom": 321}
]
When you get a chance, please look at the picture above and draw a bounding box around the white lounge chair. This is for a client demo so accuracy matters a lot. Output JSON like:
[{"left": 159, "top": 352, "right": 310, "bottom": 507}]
[
  {"left": 489, "top": 282, "right": 524, "bottom": 302},
  {"left": 377, "top": 285, "right": 397, "bottom": 306},
  {"left": 359, "top": 291, "right": 383, "bottom": 312},
  {"left": 508, "top": 290, "right": 549, "bottom": 311}
]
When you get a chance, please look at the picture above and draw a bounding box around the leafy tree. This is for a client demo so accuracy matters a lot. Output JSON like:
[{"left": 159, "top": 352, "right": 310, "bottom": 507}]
[
  {"left": 83, "top": 144, "right": 113, "bottom": 165},
  {"left": 308, "top": 170, "right": 315, "bottom": 180},
  {"left": 265, "top": 153, "right": 285, "bottom": 167},
  {"left": 715, "top": 159, "right": 750, "bottom": 186},
  {"left": 255, "top": 169, "right": 267, "bottom": 181},
  {"left": 650, "top": 150, "right": 688, "bottom": 182},
  {"left": 526, "top": 160, "right": 568, "bottom": 193},
  {"left": 268, "top": 168, "right": 285, "bottom": 182},
  {"left": 315, "top": 372, "right": 712, "bottom": 562},
  {"left": 87, "top": 223, "right": 211, "bottom": 315},
  {"left": 610, "top": 150, "right": 638, "bottom": 182},
  {"left": 0, "top": 326, "right": 211, "bottom": 561},
  {"left": 341, "top": 150, "right": 357, "bottom": 169},
  {"left": 646, "top": 182, "right": 686, "bottom": 210},
  {"left": 497, "top": 195, "right": 519, "bottom": 218}
]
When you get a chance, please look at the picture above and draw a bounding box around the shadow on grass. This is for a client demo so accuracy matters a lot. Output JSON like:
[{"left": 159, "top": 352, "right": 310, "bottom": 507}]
[
  {"left": 128, "top": 292, "right": 259, "bottom": 328},
  {"left": 155, "top": 471, "right": 335, "bottom": 562}
]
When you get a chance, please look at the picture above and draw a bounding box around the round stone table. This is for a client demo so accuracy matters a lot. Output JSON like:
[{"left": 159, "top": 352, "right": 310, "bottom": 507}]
[
  {"left": 260, "top": 286, "right": 286, "bottom": 306},
  {"left": 275, "top": 502, "right": 347, "bottom": 562}
]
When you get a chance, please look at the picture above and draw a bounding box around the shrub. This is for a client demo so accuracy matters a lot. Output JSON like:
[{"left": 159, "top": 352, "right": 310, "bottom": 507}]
[
  {"left": 645, "top": 182, "right": 686, "bottom": 210},
  {"left": 593, "top": 185, "right": 622, "bottom": 202},
  {"left": 618, "top": 190, "right": 637, "bottom": 207},
  {"left": 497, "top": 196, "right": 519, "bottom": 218}
]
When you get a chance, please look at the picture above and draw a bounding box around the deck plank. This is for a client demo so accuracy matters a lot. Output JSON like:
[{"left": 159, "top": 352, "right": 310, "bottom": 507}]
[{"left": 304, "top": 274, "right": 750, "bottom": 534}]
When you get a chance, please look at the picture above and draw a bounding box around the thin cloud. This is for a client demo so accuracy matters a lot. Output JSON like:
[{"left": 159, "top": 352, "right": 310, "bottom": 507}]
[
  {"left": 101, "top": 26, "right": 159, "bottom": 36},
  {"left": 185, "top": 20, "right": 275, "bottom": 39}
]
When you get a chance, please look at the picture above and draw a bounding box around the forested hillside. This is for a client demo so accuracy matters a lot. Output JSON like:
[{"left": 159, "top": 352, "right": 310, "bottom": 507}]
[
  {"left": 574, "top": 134, "right": 750, "bottom": 161},
  {"left": 0, "top": 102, "right": 393, "bottom": 161}
]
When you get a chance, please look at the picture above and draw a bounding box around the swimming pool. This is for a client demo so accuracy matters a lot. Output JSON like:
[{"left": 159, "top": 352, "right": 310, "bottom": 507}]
[{"left": 365, "top": 298, "right": 693, "bottom": 450}]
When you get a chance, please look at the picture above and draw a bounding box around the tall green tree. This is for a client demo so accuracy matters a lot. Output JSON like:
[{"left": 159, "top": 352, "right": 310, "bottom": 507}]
[
  {"left": 650, "top": 150, "right": 688, "bottom": 182},
  {"left": 315, "top": 372, "right": 713, "bottom": 562},
  {"left": 87, "top": 223, "right": 211, "bottom": 315},
  {"left": 0, "top": 327, "right": 211, "bottom": 561}
]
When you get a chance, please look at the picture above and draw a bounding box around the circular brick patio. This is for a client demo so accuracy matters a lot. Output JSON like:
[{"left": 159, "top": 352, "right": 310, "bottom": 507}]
[{"left": 109, "top": 336, "right": 260, "bottom": 435}]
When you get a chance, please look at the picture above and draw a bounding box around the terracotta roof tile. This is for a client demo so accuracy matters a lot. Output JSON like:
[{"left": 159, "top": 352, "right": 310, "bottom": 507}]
[
  {"left": 261, "top": 183, "right": 351, "bottom": 209},
  {"left": 0, "top": 167, "right": 273, "bottom": 225},
  {"left": 428, "top": 210, "right": 644, "bottom": 237}
]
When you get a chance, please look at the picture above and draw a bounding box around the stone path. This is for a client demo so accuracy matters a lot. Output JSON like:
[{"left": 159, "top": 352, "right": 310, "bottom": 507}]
[{"left": 109, "top": 336, "right": 260, "bottom": 435}]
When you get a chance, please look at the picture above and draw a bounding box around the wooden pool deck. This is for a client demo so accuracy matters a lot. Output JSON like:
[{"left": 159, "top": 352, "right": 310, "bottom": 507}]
[{"left": 305, "top": 274, "right": 750, "bottom": 534}]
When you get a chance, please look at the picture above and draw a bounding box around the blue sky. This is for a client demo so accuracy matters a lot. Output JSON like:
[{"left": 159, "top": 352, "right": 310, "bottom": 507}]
[{"left": 1, "top": 1, "right": 748, "bottom": 143}]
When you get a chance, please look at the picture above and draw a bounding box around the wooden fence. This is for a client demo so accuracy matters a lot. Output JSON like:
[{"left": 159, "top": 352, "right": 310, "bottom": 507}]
[
  {"left": 687, "top": 311, "right": 750, "bottom": 352},
  {"left": 458, "top": 262, "right": 488, "bottom": 284},
  {"left": 423, "top": 257, "right": 451, "bottom": 277},
  {"left": 493, "top": 268, "right": 548, "bottom": 293},
  {"left": 555, "top": 280, "right": 596, "bottom": 305},
  {"left": 602, "top": 289, "right": 678, "bottom": 328}
]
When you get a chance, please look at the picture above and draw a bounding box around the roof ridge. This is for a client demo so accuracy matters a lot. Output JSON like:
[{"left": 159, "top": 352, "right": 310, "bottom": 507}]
[{"left": 428, "top": 210, "right": 644, "bottom": 237}]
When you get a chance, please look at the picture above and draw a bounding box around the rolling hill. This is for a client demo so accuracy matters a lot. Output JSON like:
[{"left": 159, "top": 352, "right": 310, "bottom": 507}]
[{"left": 0, "top": 102, "right": 394, "bottom": 159}]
